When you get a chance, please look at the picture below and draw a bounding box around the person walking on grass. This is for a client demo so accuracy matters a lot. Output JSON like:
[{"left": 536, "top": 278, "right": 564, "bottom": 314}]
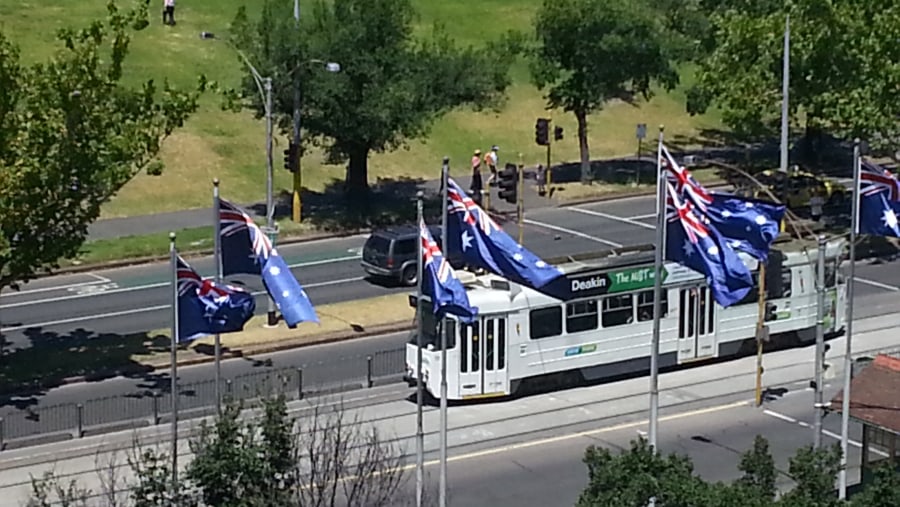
[{"left": 163, "top": 0, "right": 176, "bottom": 25}]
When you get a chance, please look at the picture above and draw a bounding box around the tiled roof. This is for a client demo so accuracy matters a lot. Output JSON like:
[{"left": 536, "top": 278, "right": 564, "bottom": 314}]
[{"left": 831, "top": 354, "right": 900, "bottom": 434}]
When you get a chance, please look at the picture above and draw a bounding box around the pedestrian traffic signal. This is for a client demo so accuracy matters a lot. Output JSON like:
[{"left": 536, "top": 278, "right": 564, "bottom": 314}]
[
  {"left": 283, "top": 143, "right": 298, "bottom": 172},
  {"left": 535, "top": 118, "right": 550, "bottom": 146},
  {"left": 498, "top": 163, "right": 518, "bottom": 204},
  {"left": 554, "top": 126, "right": 564, "bottom": 141}
]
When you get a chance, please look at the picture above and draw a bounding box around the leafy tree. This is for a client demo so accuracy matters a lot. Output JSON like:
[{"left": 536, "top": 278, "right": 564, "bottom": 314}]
[
  {"left": 228, "top": 0, "right": 515, "bottom": 198},
  {"left": 577, "top": 437, "right": 714, "bottom": 506},
  {"left": 778, "top": 444, "right": 843, "bottom": 507},
  {"left": 531, "top": 0, "right": 680, "bottom": 184},
  {"left": 689, "top": 1, "right": 900, "bottom": 154},
  {"left": 0, "top": 0, "right": 203, "bottom": 290},
  {"left": 850, "top": 464, "right": 900, "bottom": 507},
  {"left": 736, "top": 435, "right": 777, "bottom": 502}
]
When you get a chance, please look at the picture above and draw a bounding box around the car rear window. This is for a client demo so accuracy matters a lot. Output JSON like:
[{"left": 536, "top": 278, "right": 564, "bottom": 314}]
[{"left": 364, "top": 235, "right": 391, "bottom": 254}]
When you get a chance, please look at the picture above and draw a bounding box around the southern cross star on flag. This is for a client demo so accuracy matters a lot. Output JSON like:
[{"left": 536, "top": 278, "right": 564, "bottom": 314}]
[
  {"left": 665, "top": 182, "right": 753, "bottom": 307},
  {"left": 420, "top": 220, "right": 478, "bottom": 322},
  {"left": 444, "top": 178, "right": 562, "bottom": 290},
  {"left": 218, "top": 199, "right": 318, "bottom": 326},
  {"left": 857, "top": 159, "right": 900, "bottom": 237}
]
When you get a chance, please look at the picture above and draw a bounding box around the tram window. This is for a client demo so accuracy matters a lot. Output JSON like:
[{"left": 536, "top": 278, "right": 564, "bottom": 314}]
[
  {"left": 442, "top": 319, "right": 457, "bottom": 350},
  {"left": 460, "top": 325, "right": 469, "bottom": 373},
  {"left": 471, "top": 323, "right": 480, "bottom": 372},
  {"left": 780, "top": 269, "right": 793, "bottom": 297},
  {"left": 602, "top": 294, "right": 634, "bottom": 328},
  {"left": 498, "top": 319, "right": 506, "bottom": 369},
  {"left": 678, "top": 290, "right": 686, "bottom": 338},
  {"left": 825, "top": 263, "right": 836, "bottom": 288},
  {"left": 737, "top": 274, "right": 759, "bottom": 305},
  {"left": 485, "top": 320, "right": 495, "bottom": 371},
  {"left": 706, "top": 288, "right": 714, "bottom": 334},
  {"left": 637, "top": 290, "right": 668, "bottom": 322},
  {"left": 530, "top": 306, "right": 562, "bottom": 339},
  {"left": 566, "top": 300, "right": 598, "bottom": 333}
]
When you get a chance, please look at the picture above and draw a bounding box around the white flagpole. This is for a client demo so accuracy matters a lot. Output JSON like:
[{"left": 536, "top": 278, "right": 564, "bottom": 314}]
[
  {"left": 168, "top": 232, "right": 179, "bottom": 499},
  {"left": 415, "top": 191, "right": 425, "bottom": 507},
  {"left": 838, "top": 139, "right": 861, "bottom": 498},
  {"left": 439, "top": 157, "right": 450, "bottom": 507},
  {"left": 649, "top": 125, "right": 666, "bottom": 450},
  {"left": 213, "top": 179, "right": 222, "bottom": 414}
]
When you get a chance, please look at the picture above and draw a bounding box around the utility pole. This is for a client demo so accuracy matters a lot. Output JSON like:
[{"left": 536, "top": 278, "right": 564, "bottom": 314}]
[
  {"left": 780, "top": 14, "right": 790, "bottom": 173},
  {"left": 813, "top": 235, "right": 826, "bottom": 449},
  {"left": 212, "top": 179, "right": 222, "bottom": 414},
  {"left": 292, "top": 0, "right": 303, "bottom": 223}
]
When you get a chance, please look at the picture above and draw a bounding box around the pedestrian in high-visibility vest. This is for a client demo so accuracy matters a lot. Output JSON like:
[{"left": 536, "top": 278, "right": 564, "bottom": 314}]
[{"left": 484, "top": 146, "right": 499, "bottom": 186}]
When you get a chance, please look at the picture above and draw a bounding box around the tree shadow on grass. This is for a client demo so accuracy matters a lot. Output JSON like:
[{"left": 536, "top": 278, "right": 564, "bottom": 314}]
[{"left": 297, "top": 177, "right": 443, "bottom": 232}]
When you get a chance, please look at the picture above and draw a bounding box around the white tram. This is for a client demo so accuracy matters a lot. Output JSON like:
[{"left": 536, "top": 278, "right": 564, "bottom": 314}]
[{"left": 405, "top": 239, "right": 847, "bottom": 400}]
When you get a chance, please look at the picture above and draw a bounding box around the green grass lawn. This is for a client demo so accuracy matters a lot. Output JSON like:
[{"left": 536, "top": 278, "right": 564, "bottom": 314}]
[{"left": 1, "top": 0, "right": 725, "bottom": 219}]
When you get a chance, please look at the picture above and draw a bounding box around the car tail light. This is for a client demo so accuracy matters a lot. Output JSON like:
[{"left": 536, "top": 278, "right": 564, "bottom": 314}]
[{"left": 387, "top": 257, "right": 394, "bottom": 268}]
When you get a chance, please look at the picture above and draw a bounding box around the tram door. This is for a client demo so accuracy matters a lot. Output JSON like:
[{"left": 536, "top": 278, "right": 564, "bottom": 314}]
[
  {"left": 458, "top": 316, "right": 508, "bottom": 398},
  {"left": 677, "top": 286, "right": 716, "bottom": 362}
]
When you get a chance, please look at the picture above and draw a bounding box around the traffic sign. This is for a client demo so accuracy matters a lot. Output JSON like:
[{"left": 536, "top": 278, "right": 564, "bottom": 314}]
[{"left": 636, "top": 123, "right": 647, "bottom": 140}]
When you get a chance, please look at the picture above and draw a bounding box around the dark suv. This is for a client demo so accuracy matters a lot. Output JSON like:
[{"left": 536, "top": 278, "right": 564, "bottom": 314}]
[{"left": 361, "top": 225, "right": 457, "bottom": 286}]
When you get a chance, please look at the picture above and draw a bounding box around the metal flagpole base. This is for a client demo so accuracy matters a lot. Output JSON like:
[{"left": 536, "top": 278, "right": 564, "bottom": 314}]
[{"left": 261, "top": 225, "right": 280, "bottom": 328}]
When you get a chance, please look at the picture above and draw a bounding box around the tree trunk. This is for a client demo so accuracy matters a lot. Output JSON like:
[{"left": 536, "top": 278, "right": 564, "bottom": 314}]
[
  {"left": 345, "top": 146, "right": 370, "bottom": 198},
  {"left": 576, "top": 109, "right": 591, "bottom": 184}
]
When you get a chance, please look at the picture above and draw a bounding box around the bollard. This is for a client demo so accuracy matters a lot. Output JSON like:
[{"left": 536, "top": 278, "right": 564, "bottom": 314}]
[
  {"left": 297, "top": 368, "right": 304, "bottom": 400},
  {"left": 76, "top": 404, "right": 84, "bottom": 438},
  {"left": 0, "top": 416, "right": 5, "bottom": 451},
  {"left": 367, "top": 355, "right": 374, "bottom": 388},
  {"left": 151, "top": 393, "right": 160, "bottom": 426}
]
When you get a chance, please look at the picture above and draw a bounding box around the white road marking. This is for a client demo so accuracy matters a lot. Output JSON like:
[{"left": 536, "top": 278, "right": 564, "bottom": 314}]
[
  {"left": 522, "top": 218, "right": 623, "bottom": 248},
  {"left": 762, "top": 409, "right": 888, "bottom": 457},
  {"left": 853, "top": 277, "right": 900, "bottom": 292},
  {"left": 568, "top": 207, "right": 656, "bottom": 230},
  {"left": 0, "top": 255, "right": 362, "bottom": 310},
  {"left": 626, "top": 213, "right": 656, "bottom": 221},
  {"left": 0, "top": 280, "right": 106, "bottom": 298},
  {"left": 0, "top": 276, "right": 363, "bottom": 332},
  {"left": 85, "top": 273, "right": 112, "bottom": 283}
]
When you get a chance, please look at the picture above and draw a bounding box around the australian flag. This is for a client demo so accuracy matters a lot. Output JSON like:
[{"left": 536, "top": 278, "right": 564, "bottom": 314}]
[
  {"left": 420, "top": 221, "right": 478, "bottom": 322},
  {"left": 176, "top": 256, "right": 256, "bottom": 342},
  {"left": 665, "top": 182, "right": 753, "bottom": 307},
  {"left": 445, "top": 178, "right": 562, "bottom": 290},
  {"left": 661, "top": 143, "right": 785, "bottom": 262},
  {"left": 218, "top": 199, "right": 319, "bottom": 326},
  {"left": 857, "top": 159, "right": 900, "bottom": 237}
]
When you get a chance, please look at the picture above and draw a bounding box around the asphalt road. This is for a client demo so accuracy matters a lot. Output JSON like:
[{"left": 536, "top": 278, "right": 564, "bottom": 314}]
[
  {"left": 3, "top": 314, "right": 895, "bottom": 506},
  {"left": 439, "top": 386, "right": 861, "bottom": 507},
  {"left": 1, "top": 196, "right": 667, "bottom": 350}
]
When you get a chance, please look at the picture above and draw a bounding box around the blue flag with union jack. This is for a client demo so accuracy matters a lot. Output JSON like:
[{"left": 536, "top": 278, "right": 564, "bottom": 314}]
[
  {"left": 665, "top": 182, "right": 753, "bottom": 307},
  {"left": 218, "top": 199, "right": 319, "bottom": 326},
  {"left": 420, "top": 221, "right": 478, "bottom": 322},
  {"left": 660, "top": 143, "right": 785, "bottom": 262},
  {"left": 445, "top": 178, "right": 562, "bottom": 290},
  {"left": 857, "top": 159, "right": 900, "bottom": 237},
  {"left": 176, "top": 256, "right": 256, "bottom": 342}
]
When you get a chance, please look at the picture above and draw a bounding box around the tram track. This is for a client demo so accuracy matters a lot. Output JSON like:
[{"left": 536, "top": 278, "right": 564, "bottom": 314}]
[{"left": 0, "top": 316, "right": 895, "bottom": 500}]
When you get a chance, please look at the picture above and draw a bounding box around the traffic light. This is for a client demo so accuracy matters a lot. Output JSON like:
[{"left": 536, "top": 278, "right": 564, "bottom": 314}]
[
  {"left": 283, "top": 142, "right": 298, "bottom": 172},
  {"left": 498, "top": 163, "right": 518, "bottom": 204},
  {"left": 535, "top": 118, "right": 550, "bottom": 146},
  {"left": 554, "top": 126, "right": 564, "bottom": 141}
]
